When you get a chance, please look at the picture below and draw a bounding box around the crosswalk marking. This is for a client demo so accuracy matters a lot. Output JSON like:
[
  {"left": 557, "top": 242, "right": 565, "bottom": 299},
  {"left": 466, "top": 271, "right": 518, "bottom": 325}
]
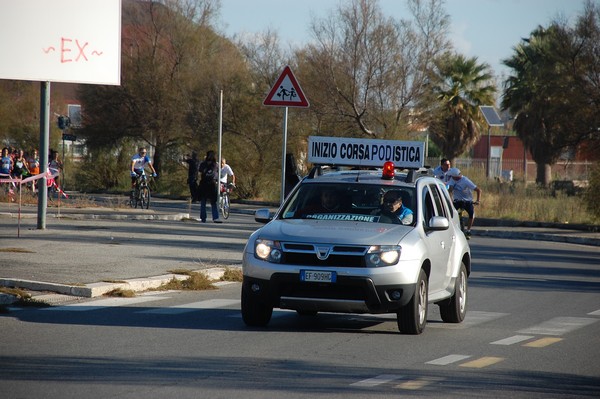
[
  {"left": 523, "top": 337, "right": 563, "bottom": 348},
  {"left": 426, "top": 354, "right": 471, "bottom": 365},
  {"left": 519, "top": 317, "right": 598, "bottom": 336},
  {"left": 459, "top": 356, "right": 504, "bottom": 368},
  {"left": 588, "top": 309, "right": 600, "bottom": 316},
  {"left": 40, "top": 296, "right": 171, "bottom": 311},
  {"left": 139, "top": 299, "right": 239, "bottom": 314},
  {"left": 491, "top": 335, "right": 534, "bottom": 345},
  {"left": 395, "top": 377, "right": 442, "bottom": 390},
  {"left": 350, "top": 374, "right": 402, "bottom": 387}
]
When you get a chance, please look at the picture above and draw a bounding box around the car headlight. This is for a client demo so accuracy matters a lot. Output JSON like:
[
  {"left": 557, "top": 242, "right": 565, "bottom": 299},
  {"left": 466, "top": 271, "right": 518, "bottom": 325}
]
[
  {"left": 255, "top": 239, "right": 282, "bottom": 263},
  {"left": 365, "top": 245, "right": 401, "bottom": 267}
]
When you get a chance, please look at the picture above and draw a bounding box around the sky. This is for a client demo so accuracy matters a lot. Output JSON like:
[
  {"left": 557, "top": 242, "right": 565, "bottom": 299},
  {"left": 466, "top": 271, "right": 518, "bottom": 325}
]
[{"left": 218, "top": 0, "right": 591, "bottom": 80}]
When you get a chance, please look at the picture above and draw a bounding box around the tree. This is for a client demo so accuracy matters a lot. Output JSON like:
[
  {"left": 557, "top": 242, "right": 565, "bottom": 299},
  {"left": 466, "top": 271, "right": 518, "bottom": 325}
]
[
  {"left": 77, "top": 0, "right": 221, "bottom": 178},
  {"left": 299, "top": 0, "right": 450, "bottom": 139},
  {"left": 428, "top": 53, "right": 496, "bottom": 162},
  {"left": 501, "top": 6, "right": 600, "bottom": 186}
]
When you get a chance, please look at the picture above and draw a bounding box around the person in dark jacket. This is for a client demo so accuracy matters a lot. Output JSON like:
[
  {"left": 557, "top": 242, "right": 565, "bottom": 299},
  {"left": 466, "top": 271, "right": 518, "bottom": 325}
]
[
  {"left": 183, "top": 151, "right": 200, "bottom": 202},
  {"left": 198, "top": 150, "right": 221, "bottom": 223}
]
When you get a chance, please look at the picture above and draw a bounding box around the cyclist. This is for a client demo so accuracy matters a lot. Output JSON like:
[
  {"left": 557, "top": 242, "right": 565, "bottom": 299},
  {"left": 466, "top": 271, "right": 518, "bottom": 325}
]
[
  {"left": 220, "top": 157, "right": 236, "bottom": 189},
  {"left": 447, "top": 168, "right": 481, "bottom": 238},
  {"left": 130, "top": 147, "right": 157, "bottom": 198}
]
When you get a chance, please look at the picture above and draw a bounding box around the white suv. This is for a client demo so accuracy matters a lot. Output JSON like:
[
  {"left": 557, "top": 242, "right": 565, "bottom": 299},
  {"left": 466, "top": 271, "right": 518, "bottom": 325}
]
[{"left": 241, "top": 138, "right": 471, "bottom": 334}]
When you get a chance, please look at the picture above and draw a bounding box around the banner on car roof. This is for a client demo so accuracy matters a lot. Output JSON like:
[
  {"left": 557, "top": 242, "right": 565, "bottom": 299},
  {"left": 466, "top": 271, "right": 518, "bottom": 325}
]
[{"left": 307, "top": 136, "right": 425, "bottom": 169}]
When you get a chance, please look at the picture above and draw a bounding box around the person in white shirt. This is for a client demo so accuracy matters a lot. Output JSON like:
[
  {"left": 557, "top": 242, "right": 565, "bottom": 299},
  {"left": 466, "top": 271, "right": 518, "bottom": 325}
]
[
  {"left": 447, "top": 168, "right": 481, "bottom": 237},
  {"left": 433, "top": 158, "right": 451, "bottom": 183},
  {"left": 220, "top": 158, "right": 236, "bottom": 186}
]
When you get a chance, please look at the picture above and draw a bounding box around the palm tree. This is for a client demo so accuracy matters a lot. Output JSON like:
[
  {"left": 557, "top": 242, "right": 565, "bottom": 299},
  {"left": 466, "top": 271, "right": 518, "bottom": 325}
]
[{"left": 428, "top": 53, "right": 496, "bottom": 162}]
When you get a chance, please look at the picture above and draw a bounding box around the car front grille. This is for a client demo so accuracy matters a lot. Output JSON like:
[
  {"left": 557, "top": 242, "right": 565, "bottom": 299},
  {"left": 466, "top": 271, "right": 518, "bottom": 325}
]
[{"left": 280, "top": 242, "right": 369, "bottom": 267}]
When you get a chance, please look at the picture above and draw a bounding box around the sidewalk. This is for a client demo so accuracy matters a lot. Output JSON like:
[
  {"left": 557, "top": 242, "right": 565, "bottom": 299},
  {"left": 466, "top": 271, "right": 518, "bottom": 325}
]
[{"left": 1, "top": 195, "right": 598, "bottom": 305}]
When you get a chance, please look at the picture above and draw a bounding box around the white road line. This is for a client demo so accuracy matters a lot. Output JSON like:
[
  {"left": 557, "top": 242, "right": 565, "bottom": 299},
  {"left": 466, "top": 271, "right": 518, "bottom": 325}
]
[
  {"left": 350, "top": 374, "right": 402, "bottom": 387},
  {"left": 429, "top": 311, "right": 508, "bottom": 329},
  {"left": 491, "top": 335, "right": 535, "bottom": 345},
  {"left": 426, "top": 354, "right": 471, "bottom": 365},
  {"left": 588, "top": 309, "right": 600, "bottom": 316},
  {"left": 40, "top": 296, "right": 172, "bottom": 311},
  {"left": 139, "top": 299, "right": 240, "bottom": 314},
  {"left": 518, "top": 317, "right": 598, "bottom": 336}
]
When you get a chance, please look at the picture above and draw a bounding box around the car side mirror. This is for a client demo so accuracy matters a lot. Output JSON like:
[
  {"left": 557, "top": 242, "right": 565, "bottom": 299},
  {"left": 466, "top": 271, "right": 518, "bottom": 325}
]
[
  {"left": 255, "top": 208, "right": 273, "bottom": 224},
  {"left": 428, "top": 216, "right": 449, "bottom": 231}
]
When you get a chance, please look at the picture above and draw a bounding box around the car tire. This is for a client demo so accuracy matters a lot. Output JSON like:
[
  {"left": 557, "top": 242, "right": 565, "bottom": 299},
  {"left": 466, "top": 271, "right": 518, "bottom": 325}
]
[
  {"left": 439, "top": 262, "right": 468, "bottom": 323},
  {"left": 241, "top": 283, "right": 273, "bottom": 327},
  {"left": 397, "top": 269, "right": 428, "bottom": 334}
]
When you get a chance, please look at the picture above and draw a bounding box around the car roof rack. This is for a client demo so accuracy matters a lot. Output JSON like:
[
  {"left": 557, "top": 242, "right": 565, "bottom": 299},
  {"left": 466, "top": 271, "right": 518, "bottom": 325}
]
[{"left": 307, "top": 164, "right": 434, "bottom": 183}]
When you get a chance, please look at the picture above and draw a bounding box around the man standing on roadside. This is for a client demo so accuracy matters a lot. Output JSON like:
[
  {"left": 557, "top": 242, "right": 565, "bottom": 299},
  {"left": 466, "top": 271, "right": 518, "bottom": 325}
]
[
  {"left": 183, "top": 151, "right": 200, "bottom": 203},
  {"left": 433, "top": 158, "right": 452, "bottom": 183},
  {"left": 198, "top": 150, "right": 222, "bottom": 223}
]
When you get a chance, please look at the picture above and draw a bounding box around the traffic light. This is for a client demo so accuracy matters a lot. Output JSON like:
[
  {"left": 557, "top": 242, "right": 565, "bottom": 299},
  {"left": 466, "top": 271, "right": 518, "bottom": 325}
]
[{"left": 57, "top": 115, "right": 71, "bottom": 130}]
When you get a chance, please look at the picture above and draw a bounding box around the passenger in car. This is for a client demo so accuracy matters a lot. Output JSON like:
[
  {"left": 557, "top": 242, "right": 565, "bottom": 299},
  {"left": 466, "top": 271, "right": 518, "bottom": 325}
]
[
  {"left": 296, "top": 188, "right": 343, "bottom": 217},
  {"left": 373, "top": 190, "right": 414, "bottom": 225}
]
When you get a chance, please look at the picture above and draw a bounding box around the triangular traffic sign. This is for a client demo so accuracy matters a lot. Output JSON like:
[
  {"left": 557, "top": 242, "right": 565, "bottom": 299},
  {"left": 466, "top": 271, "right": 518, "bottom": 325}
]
[{"left": 263, "top": 66, "right": 309, "bottom": 108}]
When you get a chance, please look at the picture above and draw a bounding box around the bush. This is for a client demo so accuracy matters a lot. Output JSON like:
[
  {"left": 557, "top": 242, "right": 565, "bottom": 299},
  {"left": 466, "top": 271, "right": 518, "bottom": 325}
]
[{"left": 584, "top": 163, "right": 600, "bottom": 221}]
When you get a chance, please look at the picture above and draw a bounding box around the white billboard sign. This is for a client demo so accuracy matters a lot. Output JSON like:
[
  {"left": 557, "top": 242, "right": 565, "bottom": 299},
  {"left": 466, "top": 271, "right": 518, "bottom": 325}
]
[
  {"left": 308, "top": 136, "right": 425, "bottom": 169},
  {"left": 0, "top": 0, "right": 121, "bottom": 85}
]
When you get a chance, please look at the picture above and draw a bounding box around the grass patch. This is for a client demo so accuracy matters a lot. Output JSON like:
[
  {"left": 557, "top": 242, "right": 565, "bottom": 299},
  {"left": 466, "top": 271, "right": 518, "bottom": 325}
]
[
  {"left": 0, "top": 287, "right": 51, "bottom": 307},
  {"left": 221, "top": 267, "right": 243, "bottom": 282},
  {"left": 0, "top": 247, "right": 35, "bottom": 253},
  {"left": 0, "top": 287, "right": 31, "bottom": 299},
  {"left": 167, "top": 269, "right": 196, "bottom": 276},
  {"left": 157, "top": 272, "right": 216, "bottom": 291},
  {"left": 104, "top": 288, "right": 136, "bottom": 297}
]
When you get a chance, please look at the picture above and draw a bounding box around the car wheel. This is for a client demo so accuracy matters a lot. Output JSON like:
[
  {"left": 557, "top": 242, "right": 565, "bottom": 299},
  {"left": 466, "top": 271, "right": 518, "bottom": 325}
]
[
  {"left": 397, "top": 269, "right": 428, "bottom": 334},
  {"left": 241, "top": 283, "right": 273, "bottom": 327},
  {"left": 439, "top": 262, "right": 468, "bottom": 323}
]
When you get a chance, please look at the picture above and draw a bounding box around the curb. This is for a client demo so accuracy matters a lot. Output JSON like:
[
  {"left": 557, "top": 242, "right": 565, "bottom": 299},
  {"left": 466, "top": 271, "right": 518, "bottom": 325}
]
[
  {"left": 0, "top": 267, "right": 240, "bottom": 303},
  {"left": 475, "top": 229, "right": 600, "bottom": 247}
]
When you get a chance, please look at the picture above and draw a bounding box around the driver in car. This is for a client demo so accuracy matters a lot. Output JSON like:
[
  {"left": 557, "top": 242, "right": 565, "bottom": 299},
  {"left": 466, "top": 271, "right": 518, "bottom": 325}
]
[{"left": 374, "top": 190, "right": 413, "bottom": 225}]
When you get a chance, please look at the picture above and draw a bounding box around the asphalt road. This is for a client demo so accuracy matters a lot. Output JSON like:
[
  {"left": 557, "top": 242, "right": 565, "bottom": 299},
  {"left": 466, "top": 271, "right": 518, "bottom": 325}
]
[{"left": 1, "top": 233, "right": 599, "bottom": 398}]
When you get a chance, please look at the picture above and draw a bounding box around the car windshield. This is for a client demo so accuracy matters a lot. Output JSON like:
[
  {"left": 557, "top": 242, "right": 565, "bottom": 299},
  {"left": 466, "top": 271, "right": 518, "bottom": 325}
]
[{"left": 280, "top": 183, "right": 416, "bottom": 225}]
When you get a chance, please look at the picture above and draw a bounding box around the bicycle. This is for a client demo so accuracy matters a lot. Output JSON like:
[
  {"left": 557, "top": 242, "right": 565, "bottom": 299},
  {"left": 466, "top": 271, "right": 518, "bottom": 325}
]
[
  {"left": 218, "top": 183, "right": 234, "bottom": 219},
  {"left": 130, "top": 173, "right": 151, "bottom": 209}
]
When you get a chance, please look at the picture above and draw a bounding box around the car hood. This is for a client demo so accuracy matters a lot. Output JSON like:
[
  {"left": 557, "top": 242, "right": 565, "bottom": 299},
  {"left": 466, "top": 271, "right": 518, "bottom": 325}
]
[{"left": 257, "top": 219, "right": 411, "bottom": 246}]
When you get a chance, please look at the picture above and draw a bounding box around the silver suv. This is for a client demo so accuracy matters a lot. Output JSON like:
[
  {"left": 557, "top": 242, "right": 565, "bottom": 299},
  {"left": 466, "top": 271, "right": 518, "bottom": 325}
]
[{"left": 242, "top": 155, "right": 471, "bottom": 334}]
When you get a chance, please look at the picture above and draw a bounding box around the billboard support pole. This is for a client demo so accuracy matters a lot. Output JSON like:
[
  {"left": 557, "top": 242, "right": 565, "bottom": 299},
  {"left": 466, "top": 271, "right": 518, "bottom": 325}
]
[{"left": 37, "top": 81, "right": 50, "bottom": 229}]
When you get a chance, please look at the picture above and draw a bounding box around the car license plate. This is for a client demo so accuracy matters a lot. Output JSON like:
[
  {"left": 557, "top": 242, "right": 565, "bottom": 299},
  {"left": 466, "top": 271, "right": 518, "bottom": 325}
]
[{"left": 300, "top": 270, "right": 336, "bottom": 283}]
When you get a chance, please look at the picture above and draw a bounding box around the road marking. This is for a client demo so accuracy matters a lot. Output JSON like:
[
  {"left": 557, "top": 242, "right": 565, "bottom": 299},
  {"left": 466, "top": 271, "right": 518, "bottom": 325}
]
[
  {"left": 519, "top": 317, "right": 598, "bottom": 336},
  {"left": 395, "top": 377, "right": 443, "bottom": 390},
  {"left": 459, "top": 356, "right": 504, "bottom": 368},
  {"left": 588, "top": 309, "right": 600, "bottom": 316},
  {"left": 491, "top": 335, "right": 535, "bottom": 345},
  {"left": 523, "top": 337, "right": 563, "bottom": 348},
  {"left": 139, "top": 299, "right": 240, "bottom": 314},
  {"left": 40, "top": 296, "right": 171, "bottom": 311},
  {"left": 426, "top": 354, "right": 471, "bottom": 365},
  {"left": 429, "top": 311, "right": 508, "bottom": 329},
  {"left": 350, "top": 374, "right": 402, "bottom": 387}
]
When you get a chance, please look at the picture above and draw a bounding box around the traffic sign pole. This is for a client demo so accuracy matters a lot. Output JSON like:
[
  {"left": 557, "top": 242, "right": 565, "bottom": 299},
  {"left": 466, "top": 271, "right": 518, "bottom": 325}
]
[
  {"left": 280, "top": 107, "right": 288, "bottom": 205},
  {"left": 263, "top": 66, "right": 309, "bottom": 205}
]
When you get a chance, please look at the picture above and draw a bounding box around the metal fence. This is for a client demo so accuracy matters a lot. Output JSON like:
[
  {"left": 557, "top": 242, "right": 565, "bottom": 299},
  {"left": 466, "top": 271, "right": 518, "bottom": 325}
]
[{"left": 426, "top": 157, "right": 593, "bottom": 182}]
